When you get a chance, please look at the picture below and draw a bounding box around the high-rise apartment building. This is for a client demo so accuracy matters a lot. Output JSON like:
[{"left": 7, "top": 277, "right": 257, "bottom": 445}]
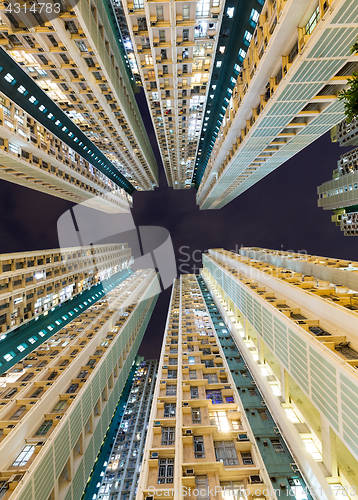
[
  {"left": 0, "top": 267, "right": 159, "bottom": 500},
  {"left": 118, "top": 0, "right": 262, "bottom": 189},
  {"left": 136, "top": 274, "right": 312, "bottom": 500},
  {"left": 0, "top": 244, "right": 132, "bottom": 333},
  {"left": 196, "top": 0, "right": 358, "bottom": 209},
  {"left": 96, "top": 358, "right": 157, "bottom": 500},
  {"left": 318, "top": 118, "right": 358, "bottom": 236},
  {"left": 0, "top": 0, "right": 158, "bottom": 204},
  {"left": 239, "top": 246, "right": 358, "bottom": 290},
  {"left": 202, "top": 248, "right": 358, "bottom": 497}
]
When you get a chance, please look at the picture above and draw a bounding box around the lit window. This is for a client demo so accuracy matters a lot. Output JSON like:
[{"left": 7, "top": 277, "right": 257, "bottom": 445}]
[
  {"left": 12, "top": 445, "right": 35, "bottom": 467},
  {"left": 219, "top": 46, "right": 225, "bottom": 54},
  {"left": 227, "top": 7, "right": 234, "bottom": 18},
  {"left": 4, "top": 73, "right": 14, "bottom": 83},
  {"left": 238, "top": 48, "right": 246, "bottom": 59},
  {"left": 250, "top": 8, "right": 259, "bottom": 24},
  {"left": 243, "top": 30, "right": 252, "bottom": 45},
  {"left": 216, "top": 61, "right": 222, "bottom": 68},
  {"left": 302, "top": 438, "right": 322, "bottom": 461},
  {"left": 17, "top": 85, "right": 26, "bottom": 94}
]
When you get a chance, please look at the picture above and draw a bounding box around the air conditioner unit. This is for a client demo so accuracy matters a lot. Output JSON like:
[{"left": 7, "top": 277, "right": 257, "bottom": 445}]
[
  {"left": 185, "top": 469, "right": 194, "bottom": 476},
  {"left": 185, "top": 429, "right": 193, "bottom": 435},
  {"left": 261, "top": 401, "right": 267, "bottom": 407},
  {"left": 8, "top": 474, "right": 23, "bottom": 483},
  {"left": 249, "top": 475, "right": 262, "bottom": 484},
  {"left": 183, "top": 366, "right": 189, "bottom": 369},
  {"left": 161, "top": 381, "right": 166, "bottom": 384},
  {"left": 237, "top": 433, "right": 249, "bottom": 441},
  {"left": 163, "top": 366, "right": 168, "bottom": 369},
  {"left": 224, "top": 385, "right": 231, "bottom": 389},
  {"left": 151, "top": 452, "right": 159, "bottom": 459},
  {"left": 146, "top": 496, "right": 154, "bottom": 500},
  {"left": 154, "top": 421, "right": 161, "bottom": 426},
  {"left": 219, "top": 369, "right": 225, "bottom": 372}
]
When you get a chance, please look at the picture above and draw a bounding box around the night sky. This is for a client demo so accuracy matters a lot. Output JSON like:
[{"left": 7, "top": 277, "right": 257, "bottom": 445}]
[{"left": 0, "top": 90, "right": 356, "bottom": 358}]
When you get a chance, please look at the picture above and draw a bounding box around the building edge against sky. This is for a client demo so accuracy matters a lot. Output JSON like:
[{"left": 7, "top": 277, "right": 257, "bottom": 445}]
[
  {"left": 0, "top": 267, "right": 160, "bottom": 500},
  {"left": 0, "top": 0, "right": 159, "bottom": 204},
  {"left": 195, "top": 0, "right": 358, "bottom": 210},
  {"left": 199, "top": 248, "right": 358, "bottom": 499},
  {"left": 95, "top": 358, "right": 158, "bottom": 500}
]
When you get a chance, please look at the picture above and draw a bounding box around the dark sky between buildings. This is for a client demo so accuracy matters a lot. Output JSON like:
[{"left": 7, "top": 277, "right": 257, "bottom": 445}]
[{"left": 0, "top": 90, "right": 356, "bottom": 358}]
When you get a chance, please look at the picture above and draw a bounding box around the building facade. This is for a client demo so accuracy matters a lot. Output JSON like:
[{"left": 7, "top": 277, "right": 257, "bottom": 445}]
[
  {"left": 136, "top": 274, "right": 312, "bottom": 500},
  {"left": 0, "top": 268, "right": 160, "bottom": 500},
  {"left": 97, "top": 358, "right": 158, "bottom": 500},
  {"left": 196, "top": 0, "right": 358, "bottom": 209},
  {"left": 119, "top": 0, "right": 229, "bottom": 189},
  {"left": 318, "top": 118, "right": 358, "bottom": 236},
  {"left": 0, "top": 244, "right": 132, "bottom": 333},
  {"left": 202, "top": 248, "right": 358, "bottom": 498},
  {"left": 0, "top": 0, "right": 158, "bottom": 196}
]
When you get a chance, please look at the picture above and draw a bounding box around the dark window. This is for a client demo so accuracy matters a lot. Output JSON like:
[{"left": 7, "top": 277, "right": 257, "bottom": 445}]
[
  {"left": 194, "top": 436, "right": 205, "bottom": 458},
  {"left": 158, "top": 458, "right": 174, "bottom": 484}
]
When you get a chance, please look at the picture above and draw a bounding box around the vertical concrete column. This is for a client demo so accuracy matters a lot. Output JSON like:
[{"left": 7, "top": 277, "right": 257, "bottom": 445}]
[
  {"left": 321, "top": 414, "right": 338, "bottom": 477},
  {"left": 257, "top": 336, "right": 265, "bottom": 364},
  {"left": 244, "top": 316, "right": 249, "bottom": 340},
  {"left": 280, "top": 366, "right": 290, "bottom": 403}
]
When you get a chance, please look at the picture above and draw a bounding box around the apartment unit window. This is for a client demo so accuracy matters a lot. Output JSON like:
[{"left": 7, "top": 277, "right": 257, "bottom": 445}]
[
  {"left": 169, "top": 358, "right": 177, "bottom": 365},
  {"left": 214, "top": 441, "right": 239, "bottom": 466},
  {"left": 168, "top": 370, "right": 177, "bottom": 379},
  {"left": 209, "top": 411, "right": 232, "bottom": 431},
  {"left": 196, "top": 0, "right": 210, "bottom": 16},
  {"left": 204, "top": 373, "right": 218, "bottom": 384},
  {"left": 248, "top": 388, "right": 257, "bottom": 397},
  {"left": 12, "top": 445, "right": 35, "bottom": 467},
  {"left": 191, "top": 407, "right": 201, "bottom": 424},
  {"left": 195, "top": 476, "right": 210, "bottom": 500},
  {"left": 166, "top": 384, "right": 176, "bottom": 396},
  {"left": 171, "top": 339, "right": 178, "bottom": 344},
  {"left": 241, "top": 452, "right": 254, "bottom": 465},
  {"left": 188, "top": 344, "right": 194, "bottom": 351},
  {"left": 10, "top": 405, "right": 26, "bottom": 420},
  {"left": 183, "top": 4, "right": 190, "bottom": 20},
  {"left": 305, "top": 5, "right": 320, "bottom": 35},
  {"left": 191, "top": 386, "right": 199, "bottom": 399},
  {"left": 141, "top": 36, "right": 150, "bottom": 49},
  {"left": 206, "top": 389, "right": 223, "bottom": 404},
  {"left": 183, "top": 28, "right": 189, "bottom": 42},
  {"left": 194, "top": 436, "right": 205, "bottom": 458},
  {"left": 220, "top": 481, "right": 246, "bottom": 500},
  {"left": 188, "top": 356, "right": 196, "bottom": 365},
  {"left": 189, "top": 369, "right": 197, "bottom": 379},
  {"left": 35, "top": 420, "right": 53, "bottom": 436},
  {"left": 159, "top": 30, "right": 166, "bottom": 42},
  {"left": 204, "top": 360, "right": 214, "bottom": 368},
  {"left": 170, "top": 348, "right": 178, "bottom": 354},
  {"left": 164, "top": 403, "right": 176, "bottom": 417},
  {"left": 156, "top": 5, "right": 164, "bottom": 21},
  {"left": 258, "top": 409, "right": 269, "bottom": 421},
  {"left": 158, "top": 458, "right": 174, "bottom": 483},
  {"left": 161, "top": 427, "right": 175, "bottom": 445},
  {"left": 271, "top": 438, "right": 285, "bottom": 453}
]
